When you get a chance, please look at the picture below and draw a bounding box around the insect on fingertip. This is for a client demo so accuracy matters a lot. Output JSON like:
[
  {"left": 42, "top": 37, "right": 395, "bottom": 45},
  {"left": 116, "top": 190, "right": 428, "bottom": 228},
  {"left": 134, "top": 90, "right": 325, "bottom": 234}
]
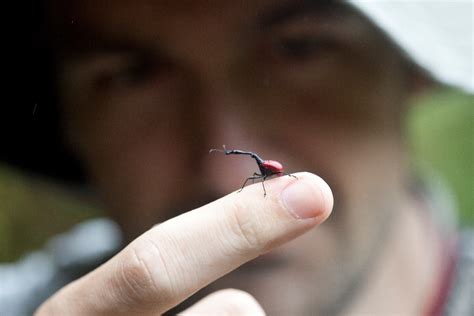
[{"left": 210, "top": 147, "right": 294, "bottom": 197}]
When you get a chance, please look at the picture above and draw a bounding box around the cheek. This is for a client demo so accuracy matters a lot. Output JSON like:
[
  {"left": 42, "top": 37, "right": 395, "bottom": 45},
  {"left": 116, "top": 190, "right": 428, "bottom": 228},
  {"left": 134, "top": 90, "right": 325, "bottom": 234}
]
[
  {"left": 84, "top": 125, "right": 194, "bottom": 215},
  {"left": 62, "top": 84, "right": 197, "bottom": 211},
  {"left": 66, "top": 77, "right": 185, "bottom": 145}
]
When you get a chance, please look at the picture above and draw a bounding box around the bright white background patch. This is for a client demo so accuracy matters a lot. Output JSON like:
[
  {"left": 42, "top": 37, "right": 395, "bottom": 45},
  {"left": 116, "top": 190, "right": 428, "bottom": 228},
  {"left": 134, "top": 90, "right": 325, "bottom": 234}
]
[{"left": 349, "top": 0, "right": 473, "bottom": 93}]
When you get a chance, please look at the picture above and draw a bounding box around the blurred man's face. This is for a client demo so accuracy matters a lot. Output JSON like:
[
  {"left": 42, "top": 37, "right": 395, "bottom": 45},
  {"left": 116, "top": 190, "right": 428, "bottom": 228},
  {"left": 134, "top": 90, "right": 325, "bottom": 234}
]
[{"left": 54, "top": 0, "right": 413, "bottom": 313}]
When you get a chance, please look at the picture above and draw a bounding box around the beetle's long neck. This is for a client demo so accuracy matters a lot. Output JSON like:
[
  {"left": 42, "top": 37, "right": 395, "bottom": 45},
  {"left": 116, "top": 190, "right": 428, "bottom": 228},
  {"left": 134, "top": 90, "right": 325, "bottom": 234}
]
[{"left": 224, "top": 150, "right": 264, "bottom": 165}]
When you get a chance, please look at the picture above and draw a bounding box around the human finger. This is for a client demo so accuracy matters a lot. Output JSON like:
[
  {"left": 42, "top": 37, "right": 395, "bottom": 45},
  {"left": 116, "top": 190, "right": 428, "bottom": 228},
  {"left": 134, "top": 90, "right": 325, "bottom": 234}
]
[
  {"left": 179, "top": 288, "right": 265, "bottom": 315},
  {"left": 36, "top": 172, "right": 332, "bottom": 315}
]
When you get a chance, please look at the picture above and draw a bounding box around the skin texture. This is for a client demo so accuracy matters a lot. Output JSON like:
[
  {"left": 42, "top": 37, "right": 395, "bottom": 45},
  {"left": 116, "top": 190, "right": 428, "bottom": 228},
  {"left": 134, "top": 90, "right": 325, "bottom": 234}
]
[{"left": 41, "top": 0, "right": 443, "bottom": 314}]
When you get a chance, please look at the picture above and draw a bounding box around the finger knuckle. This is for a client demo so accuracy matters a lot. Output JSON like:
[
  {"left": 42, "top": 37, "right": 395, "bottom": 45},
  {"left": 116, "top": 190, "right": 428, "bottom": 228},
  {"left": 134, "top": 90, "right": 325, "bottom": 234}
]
[
  {"left": 117, "top": 241, "right": 174, "bottom": 306},
  {"left": 226, "top": 199, "right": 263, "bottom": 253}
]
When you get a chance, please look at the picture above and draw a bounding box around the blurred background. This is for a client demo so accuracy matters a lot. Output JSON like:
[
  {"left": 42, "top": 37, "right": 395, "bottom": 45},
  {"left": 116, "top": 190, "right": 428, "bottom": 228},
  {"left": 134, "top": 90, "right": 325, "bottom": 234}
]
[{"left": 0, "top": 87, "right": 472, "bottom": 262}]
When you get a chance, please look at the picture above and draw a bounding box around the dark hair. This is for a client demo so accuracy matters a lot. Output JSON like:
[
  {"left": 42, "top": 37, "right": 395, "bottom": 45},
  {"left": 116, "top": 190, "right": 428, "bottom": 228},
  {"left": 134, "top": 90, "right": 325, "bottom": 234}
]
[{"left": 0, "top": 1, "right": 85, "bottom": 183}]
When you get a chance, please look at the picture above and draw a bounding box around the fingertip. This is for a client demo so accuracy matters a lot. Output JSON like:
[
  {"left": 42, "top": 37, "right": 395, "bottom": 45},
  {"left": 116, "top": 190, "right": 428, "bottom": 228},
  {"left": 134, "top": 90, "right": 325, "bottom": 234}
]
[{"left": 283, "top": 172, "right": 333, "bottom": 221}]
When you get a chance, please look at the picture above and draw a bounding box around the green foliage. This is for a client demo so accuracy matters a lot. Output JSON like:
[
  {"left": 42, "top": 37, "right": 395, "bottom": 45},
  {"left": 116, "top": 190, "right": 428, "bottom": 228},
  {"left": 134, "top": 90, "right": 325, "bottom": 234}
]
[
  {"left": 407, "top": 88, "right": 473, "bottom": 226},
  {"left": 0, "top": 166, "right": 101, "bottom": 261}
]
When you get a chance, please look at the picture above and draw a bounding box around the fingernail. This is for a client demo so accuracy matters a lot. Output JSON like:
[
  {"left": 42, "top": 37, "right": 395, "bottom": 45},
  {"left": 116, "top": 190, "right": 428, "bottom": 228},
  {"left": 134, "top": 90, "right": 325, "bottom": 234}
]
[{"left": 281, "top": 179, "right": 325, "bottom": 219}]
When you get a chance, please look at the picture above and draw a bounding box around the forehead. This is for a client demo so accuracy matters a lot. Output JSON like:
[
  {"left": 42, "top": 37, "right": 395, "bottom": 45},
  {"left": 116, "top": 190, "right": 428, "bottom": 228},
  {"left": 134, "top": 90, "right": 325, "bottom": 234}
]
[
  {"left": 50, "top": 0, "right": 351, "bottom": 50},
  {"left": 54, "top": 0, "right": 335, "bottom": 25},
  {"left": 59, "top": 0, "right": 257, "bottom": 33}
]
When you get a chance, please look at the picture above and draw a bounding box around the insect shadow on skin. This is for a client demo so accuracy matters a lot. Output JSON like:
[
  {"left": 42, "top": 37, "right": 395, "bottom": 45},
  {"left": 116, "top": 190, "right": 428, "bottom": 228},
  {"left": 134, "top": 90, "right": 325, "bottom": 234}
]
[{"left": 209, "top": 145, "right": 298, "bottom": 197}]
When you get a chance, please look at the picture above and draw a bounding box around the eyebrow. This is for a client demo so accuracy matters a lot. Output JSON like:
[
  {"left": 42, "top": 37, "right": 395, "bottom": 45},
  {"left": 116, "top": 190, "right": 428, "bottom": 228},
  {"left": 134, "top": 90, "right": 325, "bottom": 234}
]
[
  {"left": 258, "top": 0, "right": 345, "bottom": 27},
  {"left": 56, "top": 29, "right": 164, "bottom": 63},
  {"left": 57, "top": 29, "right": 143, "bottom": 54},
  {"left": 57, "top": 1, "right": 347, "bottom": 57}
]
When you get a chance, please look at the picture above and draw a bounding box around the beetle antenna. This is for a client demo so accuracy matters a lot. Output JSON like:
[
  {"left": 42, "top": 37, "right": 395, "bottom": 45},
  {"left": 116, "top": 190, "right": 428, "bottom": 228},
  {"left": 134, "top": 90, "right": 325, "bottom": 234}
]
[{"left": 209, "top": 144, "right": 227, "bottom": 154}]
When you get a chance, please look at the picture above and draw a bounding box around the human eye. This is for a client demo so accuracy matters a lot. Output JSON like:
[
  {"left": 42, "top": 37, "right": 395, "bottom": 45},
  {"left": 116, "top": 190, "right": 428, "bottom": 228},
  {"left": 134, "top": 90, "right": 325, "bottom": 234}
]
[
  {"left": 274, "top": 35, "right": 331, "bottom": 62},
  {"left": 265, "top": 17, "right": 339, "bottom": 66},
  {"left": 250, "top": 17, "right": 346, "bottom": 92},
  {"left": 61, "top": 51, "right": 160, "bottom": 96},
  {"left": 94, "top": 54, "right": 155, "bottom": 90}
]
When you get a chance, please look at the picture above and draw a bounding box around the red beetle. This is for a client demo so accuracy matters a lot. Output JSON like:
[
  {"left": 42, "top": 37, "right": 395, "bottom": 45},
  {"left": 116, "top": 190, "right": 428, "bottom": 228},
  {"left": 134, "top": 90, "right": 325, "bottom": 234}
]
[
  {"left": 210, "top": 145, "right": 296, "bottom": 196},
  {"left": 261, "top": 160, "right": 284, "bottom": 174}
]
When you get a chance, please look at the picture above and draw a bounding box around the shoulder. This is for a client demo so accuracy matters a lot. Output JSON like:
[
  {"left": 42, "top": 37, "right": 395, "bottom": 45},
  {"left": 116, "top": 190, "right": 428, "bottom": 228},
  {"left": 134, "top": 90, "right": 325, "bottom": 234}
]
[{"left": 444, "top": 230, "right": 474, "bottom": 316}]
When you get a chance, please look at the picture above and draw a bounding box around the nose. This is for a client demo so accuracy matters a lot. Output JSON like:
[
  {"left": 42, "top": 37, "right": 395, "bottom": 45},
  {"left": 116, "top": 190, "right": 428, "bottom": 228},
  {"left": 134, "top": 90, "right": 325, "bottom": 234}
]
[
  {"left": 196, "top": 86, "right": 262, "bottom": 193},
  {"left": 183, "top": 65, "right": 282, "bottom": 195}
]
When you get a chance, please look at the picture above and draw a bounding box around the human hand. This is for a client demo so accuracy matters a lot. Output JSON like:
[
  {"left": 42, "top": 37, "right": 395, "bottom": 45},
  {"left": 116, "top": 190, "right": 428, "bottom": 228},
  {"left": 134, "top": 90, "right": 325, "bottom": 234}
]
[{"left": 35, "top": 172, "right": 333, "bottom": 315}]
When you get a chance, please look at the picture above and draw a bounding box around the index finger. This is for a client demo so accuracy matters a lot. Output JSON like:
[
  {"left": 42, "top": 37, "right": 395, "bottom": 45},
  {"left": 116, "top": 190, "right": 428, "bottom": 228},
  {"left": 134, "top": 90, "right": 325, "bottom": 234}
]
[{"left": 36, "top": 172, "right": 333, "bottom": 315}]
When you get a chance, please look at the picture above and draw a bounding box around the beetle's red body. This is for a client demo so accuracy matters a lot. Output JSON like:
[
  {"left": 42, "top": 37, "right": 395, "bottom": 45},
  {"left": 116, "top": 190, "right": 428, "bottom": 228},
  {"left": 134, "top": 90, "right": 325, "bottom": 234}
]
[{"left": 262, "top": 160, "right": 283, "bottom": 173}]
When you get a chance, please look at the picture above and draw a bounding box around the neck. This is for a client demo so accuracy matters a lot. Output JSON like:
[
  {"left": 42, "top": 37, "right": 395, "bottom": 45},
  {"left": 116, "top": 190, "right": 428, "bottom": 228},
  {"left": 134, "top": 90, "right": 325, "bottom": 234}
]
[{"left": 344, "top": 194, "right": 446, "bottom": 315}]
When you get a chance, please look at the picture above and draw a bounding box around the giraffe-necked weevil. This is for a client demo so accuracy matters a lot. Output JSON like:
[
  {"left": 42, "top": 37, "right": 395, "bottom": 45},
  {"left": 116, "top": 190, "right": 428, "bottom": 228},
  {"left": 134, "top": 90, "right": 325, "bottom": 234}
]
[{"left": 209, "top": 145, "right": 297, "bottom": 196}]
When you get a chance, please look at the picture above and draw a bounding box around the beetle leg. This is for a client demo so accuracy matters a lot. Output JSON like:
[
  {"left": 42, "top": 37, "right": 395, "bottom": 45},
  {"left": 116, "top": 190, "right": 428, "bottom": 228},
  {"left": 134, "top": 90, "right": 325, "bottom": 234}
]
[
  {"left": 282, "top": 172, "right": 298, "bottom": 179},
  {"left": 261, "top": 175, "right": 268, "bottom": 197},
  {"left": 238, "top": 174, "right": 263, "bottom": 193},
  {"left": 251, "top": 172, "right": 260, "bottom": 184}
]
